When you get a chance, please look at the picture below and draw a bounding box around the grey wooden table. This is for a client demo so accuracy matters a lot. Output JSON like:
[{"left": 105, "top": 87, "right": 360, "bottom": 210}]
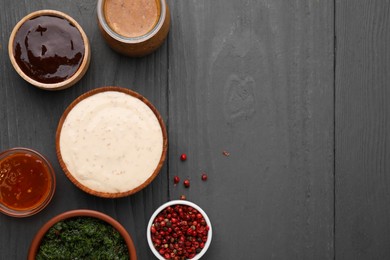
[{"left": 1, "top": 0, "right": 389, "bottom": 259}]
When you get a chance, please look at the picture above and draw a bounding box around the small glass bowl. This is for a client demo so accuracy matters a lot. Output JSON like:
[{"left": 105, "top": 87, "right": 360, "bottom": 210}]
[
  {"left": 0, "top": 147, "right": 56, "bottom": 217},
  {"left": 28, "top": 209, "right": 137, "bottom": 260},
  {"left": 97, "top": 0, "right": 170, "bottom": 57},
  {"left": 147, "top": 200, "right": 212, "bottom": 259}
]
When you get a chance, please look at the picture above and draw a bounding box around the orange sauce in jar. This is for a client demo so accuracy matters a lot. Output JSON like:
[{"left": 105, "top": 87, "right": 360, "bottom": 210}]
[
  {"left": 0, "top": 152, "right": 52, "bottom": 211},
  {"left": 103, "top": 0, "right": 161, "bottom": 38}
]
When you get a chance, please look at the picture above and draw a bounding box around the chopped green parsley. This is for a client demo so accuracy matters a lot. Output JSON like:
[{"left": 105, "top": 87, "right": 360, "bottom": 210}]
[{"left": 36, "top": 217, "right": 129, "bottom": 260}]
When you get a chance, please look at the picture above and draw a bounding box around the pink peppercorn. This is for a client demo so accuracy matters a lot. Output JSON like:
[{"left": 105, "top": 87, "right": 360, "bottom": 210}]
[
  {"left": 180, "top": 154, "right": 187, "bottom": 161},
  {"left": 151, "top": 204, "right": 209, "bottom": 259}
]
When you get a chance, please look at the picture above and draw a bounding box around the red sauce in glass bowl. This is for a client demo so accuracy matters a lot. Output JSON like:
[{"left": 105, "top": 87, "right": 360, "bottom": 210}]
[{"left": 0, "top": 148, "right": 55, "bottom": 217}]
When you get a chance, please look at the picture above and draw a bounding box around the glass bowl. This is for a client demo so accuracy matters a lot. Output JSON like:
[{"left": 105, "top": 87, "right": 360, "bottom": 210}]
[
  {"left": 0, "top": 147, "right": 56, "bottom": 217},
  {"left": 97, "top": 0, "right": 170, "bottom": 57}
]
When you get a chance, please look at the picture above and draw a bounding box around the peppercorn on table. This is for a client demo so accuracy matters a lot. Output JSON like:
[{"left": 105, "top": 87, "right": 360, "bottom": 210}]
[{"left": 1, "top": 0, "right": 390, "bottom": 259}]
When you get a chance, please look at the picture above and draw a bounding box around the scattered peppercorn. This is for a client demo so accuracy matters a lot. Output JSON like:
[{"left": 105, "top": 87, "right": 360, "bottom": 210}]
[
  {"left": 222, "top": 150, "right": 230, "bottom": 157},
  {"left": 180, "top": 195, "right": 186, "bottom": 200},
  {"left": 173, "top": 176, "right": 180, "bottom": 184},
  {"left": 183, "top": 179, "right": 190, "bottom": 188},
  {"left": 201, "top": 173, "right": 207, "bottom": 181},
  {"left": 151, "top": 204, "right": 209, "bottom": 259},
  {"left": 180, "top": 154, "right": 187, "bottom": 161}
]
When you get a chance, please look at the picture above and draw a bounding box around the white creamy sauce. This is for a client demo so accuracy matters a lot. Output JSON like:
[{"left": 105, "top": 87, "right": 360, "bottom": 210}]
[{"left": 59, "top": 91, "right": 163, "bottom": 193}]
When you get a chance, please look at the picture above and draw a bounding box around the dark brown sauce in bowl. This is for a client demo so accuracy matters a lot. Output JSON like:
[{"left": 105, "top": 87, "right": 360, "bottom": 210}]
[{"left": 13, "top": 15, "right": 85, "bottom": 84}]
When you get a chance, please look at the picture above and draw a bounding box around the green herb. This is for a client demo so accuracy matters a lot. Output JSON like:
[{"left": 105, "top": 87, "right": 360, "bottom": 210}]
[{"left": 36, "top": 217, "right": 129, "bottom": 260}]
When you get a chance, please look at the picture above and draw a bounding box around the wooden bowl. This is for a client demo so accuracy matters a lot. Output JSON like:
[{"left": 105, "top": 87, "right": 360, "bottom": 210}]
[
  {"left": 97, "top": 0, "right": 170, "bottom": 57},
  {"left": 8, "top": 10, "right": 90, "bottom": 90},
  {"left": 56, "top": 87, "right": 168, "bottom": 198},
  {"left": 28, "top": 209, "right": 137, "bottom": 259}
]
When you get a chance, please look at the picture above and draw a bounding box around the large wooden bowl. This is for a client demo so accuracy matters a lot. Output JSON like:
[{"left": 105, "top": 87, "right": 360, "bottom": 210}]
[{"left": 56, "top": 87, "right": 168, "bottom": 198}]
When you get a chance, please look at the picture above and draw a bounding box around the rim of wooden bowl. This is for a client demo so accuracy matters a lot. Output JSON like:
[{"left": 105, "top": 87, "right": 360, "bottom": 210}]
[
  {"left": 8, "top": 9, "right": 91, "bottom": 91},
  {"left": 55, "top": 86, "right": 168, "bottom": 198},
  {"left": 27, "top": 209, "right": 137, "bottom": 260}
]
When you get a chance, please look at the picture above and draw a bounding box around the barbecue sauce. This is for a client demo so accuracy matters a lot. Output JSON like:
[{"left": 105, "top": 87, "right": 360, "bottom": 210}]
[{"left": 13, "top": 15, "right": 85, "bottom": 84}]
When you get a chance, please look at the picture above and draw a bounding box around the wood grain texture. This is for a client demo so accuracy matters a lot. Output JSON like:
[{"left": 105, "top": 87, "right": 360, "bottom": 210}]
[
  {"left": 0, "top": 1, "right": 168, "bottom": 259},
  {"left": 0, "top": 0, "right": 338, "bottom": 259},
  {"left": 335, "top": 1, "right": 390, "bottom": 259},
  {"left": 3, "top": 0, "right": 390, "bottom": 259},
  {"left": 167, "top": 0, "right": 334, "bottom": 259}
]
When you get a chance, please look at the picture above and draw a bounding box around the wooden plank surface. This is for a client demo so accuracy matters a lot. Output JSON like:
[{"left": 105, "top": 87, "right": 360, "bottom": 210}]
[
  {"left": 335, "top": 0, "right": 390, "bottom": 259},
  {"left": 0, "top": 1, "right": 169, "bottom": 259},
  {"left": 0, "top": 0, "right": 335, "bottom": 259},
  {"left": 167, "top": 0, "right": 334, "bottom": 259}
]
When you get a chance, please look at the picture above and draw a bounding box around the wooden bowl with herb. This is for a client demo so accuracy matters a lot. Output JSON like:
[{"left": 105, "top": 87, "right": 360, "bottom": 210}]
[{"left": 28, "top": 209, "right": 137, "bottom": 260}]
